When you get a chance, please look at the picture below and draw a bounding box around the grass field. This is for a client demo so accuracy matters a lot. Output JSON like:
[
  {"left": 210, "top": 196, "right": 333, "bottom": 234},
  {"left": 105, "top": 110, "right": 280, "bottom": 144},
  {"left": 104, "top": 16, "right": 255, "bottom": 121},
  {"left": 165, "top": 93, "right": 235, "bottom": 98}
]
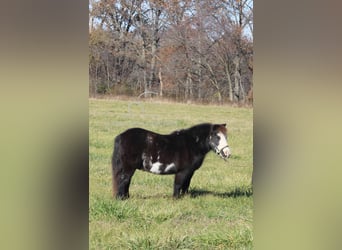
[{"left": 89, "top": 98, "right": 253, "bottom": 249}]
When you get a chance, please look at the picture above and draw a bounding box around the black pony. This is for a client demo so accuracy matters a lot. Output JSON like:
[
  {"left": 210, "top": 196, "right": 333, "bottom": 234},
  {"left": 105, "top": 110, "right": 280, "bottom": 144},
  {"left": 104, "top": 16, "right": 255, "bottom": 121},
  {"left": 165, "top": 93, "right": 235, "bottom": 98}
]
[{"left": 112, "top": 123, "right": 231, "bottom": 199}]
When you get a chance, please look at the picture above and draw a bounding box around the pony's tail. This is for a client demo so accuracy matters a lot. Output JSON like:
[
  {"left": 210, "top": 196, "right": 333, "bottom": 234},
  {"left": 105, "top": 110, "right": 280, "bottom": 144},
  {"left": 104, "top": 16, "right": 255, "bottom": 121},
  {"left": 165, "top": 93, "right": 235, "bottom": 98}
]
[{"left": 111, "top": 136, "right": 121, "bottom": 198}]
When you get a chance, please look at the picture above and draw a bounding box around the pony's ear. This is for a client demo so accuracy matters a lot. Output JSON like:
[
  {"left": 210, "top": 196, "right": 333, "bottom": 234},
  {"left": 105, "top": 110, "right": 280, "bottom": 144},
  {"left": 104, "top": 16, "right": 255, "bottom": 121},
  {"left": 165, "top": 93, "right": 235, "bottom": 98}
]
[
  {"left": 212, "top": 123, "right": 226, "bottom": 132},
  {"left": 212, "top": 124, "right": 220, "bottom": 131}
]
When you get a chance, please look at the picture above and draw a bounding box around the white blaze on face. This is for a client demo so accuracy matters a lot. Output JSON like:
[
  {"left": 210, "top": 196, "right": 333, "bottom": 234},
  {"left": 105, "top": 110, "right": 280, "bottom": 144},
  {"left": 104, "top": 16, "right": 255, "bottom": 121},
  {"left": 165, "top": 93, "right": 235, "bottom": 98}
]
[{"left": 217, "top": 132, "right": 231, "bottom": 158}]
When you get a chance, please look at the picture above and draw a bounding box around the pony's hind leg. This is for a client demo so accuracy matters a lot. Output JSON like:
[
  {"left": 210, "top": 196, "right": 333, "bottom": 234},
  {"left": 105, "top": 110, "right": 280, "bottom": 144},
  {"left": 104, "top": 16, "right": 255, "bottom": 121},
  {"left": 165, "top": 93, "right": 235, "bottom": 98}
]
[
  {"left": 112, "top": 136, "right": 121, "bottom": 198},
  {"left": 112, "top": 170, "right": 118, "bottom": 198},
  {"left": 113, "top": 167, "right": 135, "bottom": 199},
  {"left": 112, "top": 136, "right": 135, "bottom": 199}
]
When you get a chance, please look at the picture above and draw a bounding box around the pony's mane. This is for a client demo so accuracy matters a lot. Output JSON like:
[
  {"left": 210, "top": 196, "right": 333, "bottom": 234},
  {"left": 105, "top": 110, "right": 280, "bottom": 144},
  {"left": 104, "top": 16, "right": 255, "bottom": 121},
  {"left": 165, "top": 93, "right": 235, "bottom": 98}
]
[
  {"left": 169, "top": 123, "right": 226, "bottom": 137},
  {"left": 186, "top": 123, "right": 212, "bottom": 134}
]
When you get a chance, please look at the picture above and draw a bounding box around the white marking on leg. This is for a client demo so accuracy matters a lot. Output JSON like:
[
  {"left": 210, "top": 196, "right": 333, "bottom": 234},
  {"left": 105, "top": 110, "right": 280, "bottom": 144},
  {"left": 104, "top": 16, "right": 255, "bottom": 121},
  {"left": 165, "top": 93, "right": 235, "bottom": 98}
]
[
  {"left": 164, "top": 163, "right": 176, "bottom": 173},
  {"left": 150, "top": 162, "right": 162, "bottom": 174}
]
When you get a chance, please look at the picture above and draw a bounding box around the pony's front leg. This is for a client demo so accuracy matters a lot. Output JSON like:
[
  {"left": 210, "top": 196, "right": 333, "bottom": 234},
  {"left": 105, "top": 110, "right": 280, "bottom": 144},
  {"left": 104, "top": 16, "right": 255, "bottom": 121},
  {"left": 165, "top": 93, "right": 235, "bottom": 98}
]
[
  {"left": 180, "top": 171, "right": 194, "bottom": 194},
  {"left": 173, "top": 170, "right": 194, "bottom": 198}
]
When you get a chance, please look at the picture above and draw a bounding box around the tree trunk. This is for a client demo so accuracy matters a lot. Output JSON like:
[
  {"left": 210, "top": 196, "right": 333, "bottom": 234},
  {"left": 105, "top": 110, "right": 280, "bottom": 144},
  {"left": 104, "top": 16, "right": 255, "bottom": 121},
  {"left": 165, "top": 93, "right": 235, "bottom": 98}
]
[
  {"left": 148, "top": 7, "right": 161, "bottom": 93},
  {"left": 94, "top": 63, "right": 98, "bottom": 97},
  {"left": 233, "top": 57, "right": 241, "bottom": 102},
  {"left": 196, "top": 0, "right": 203, "bottom": 101},
  {"left": 225, "top": 62, "right": 233, "bottom": 102},
  {"left": 239, "top": 73, "right": 246, "bottom": 102},
  {"left": 188, "top": 69, "right": 193, "bottom": 100},
  {"left": 136, "top": 4, "right": 149, "bottom": 98},
  {"left": 106, "top": 54, "right": 110, "bottom": 91},
  {"left": 158, "top": 67, "right": 163, "bottom": 97},
  {"left": 148, "top": 43, "right": 156, "bottom": 91},
  {"left": 142, "top": 43, "right": 148, "bottom": 98}
]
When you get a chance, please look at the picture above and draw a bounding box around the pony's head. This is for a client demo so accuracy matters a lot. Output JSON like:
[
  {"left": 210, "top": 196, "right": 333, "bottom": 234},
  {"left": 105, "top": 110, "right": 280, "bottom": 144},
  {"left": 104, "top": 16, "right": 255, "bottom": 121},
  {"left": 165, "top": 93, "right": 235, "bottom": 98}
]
[{"left": 209, "top": 124, "right": 231, "bottom": 159}]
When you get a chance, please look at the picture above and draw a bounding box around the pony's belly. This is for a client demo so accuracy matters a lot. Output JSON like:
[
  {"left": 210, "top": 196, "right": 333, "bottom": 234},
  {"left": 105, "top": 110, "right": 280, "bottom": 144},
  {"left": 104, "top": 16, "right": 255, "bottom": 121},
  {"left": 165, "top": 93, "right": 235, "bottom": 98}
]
[
  {"left": 142, "top": 153, "right": 177, "bottom": 175},
  {"left": 149, "top": 162, "right": 177, "bottom": 175}
]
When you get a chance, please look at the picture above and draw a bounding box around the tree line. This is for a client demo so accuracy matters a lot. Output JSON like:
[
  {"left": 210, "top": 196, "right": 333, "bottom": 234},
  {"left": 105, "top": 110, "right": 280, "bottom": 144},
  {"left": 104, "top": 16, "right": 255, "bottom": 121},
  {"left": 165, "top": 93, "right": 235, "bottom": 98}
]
[{"left": 89, "top": 0, "right": 253, "bottom": 104}]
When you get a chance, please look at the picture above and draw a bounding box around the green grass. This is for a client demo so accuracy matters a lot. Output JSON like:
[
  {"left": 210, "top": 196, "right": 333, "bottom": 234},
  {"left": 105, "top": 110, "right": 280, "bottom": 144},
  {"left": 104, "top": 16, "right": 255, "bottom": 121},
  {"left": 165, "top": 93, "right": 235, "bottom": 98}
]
[{"left": 89, "top": 99, "right": 253, "bottom": 249}]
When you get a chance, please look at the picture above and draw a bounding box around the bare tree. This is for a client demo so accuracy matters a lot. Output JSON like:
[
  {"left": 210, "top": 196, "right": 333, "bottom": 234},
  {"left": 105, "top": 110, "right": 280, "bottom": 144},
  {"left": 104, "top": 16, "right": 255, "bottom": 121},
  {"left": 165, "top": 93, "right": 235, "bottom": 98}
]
[{"left": 89, "top": 0, "right": 253, "bottom": 103}]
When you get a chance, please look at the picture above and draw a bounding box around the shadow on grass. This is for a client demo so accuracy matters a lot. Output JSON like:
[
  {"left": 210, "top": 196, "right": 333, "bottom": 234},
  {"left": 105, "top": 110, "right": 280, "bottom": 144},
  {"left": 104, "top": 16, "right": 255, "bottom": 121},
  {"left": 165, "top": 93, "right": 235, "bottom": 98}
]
[
  {"left": 126, "top": 186, "right": 253, "bottom": 199},
  {"left": 189, "top": 186, "right": 253, "bottom": 198}
]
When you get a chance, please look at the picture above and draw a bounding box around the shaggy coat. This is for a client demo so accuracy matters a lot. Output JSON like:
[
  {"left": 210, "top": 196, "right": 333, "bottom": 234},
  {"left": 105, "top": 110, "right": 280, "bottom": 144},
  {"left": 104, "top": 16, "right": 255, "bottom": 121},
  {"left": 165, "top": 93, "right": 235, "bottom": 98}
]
[{"left": 112, "top": 123, "right": 230, "bottom": 199}]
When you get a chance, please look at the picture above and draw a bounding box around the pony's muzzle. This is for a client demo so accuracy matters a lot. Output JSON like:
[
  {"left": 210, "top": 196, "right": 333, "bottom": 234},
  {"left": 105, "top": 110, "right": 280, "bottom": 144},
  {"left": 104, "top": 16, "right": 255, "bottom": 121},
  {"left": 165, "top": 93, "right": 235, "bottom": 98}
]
[{"left": 220, "top": 146, "right": 231, "bottom": 159}]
